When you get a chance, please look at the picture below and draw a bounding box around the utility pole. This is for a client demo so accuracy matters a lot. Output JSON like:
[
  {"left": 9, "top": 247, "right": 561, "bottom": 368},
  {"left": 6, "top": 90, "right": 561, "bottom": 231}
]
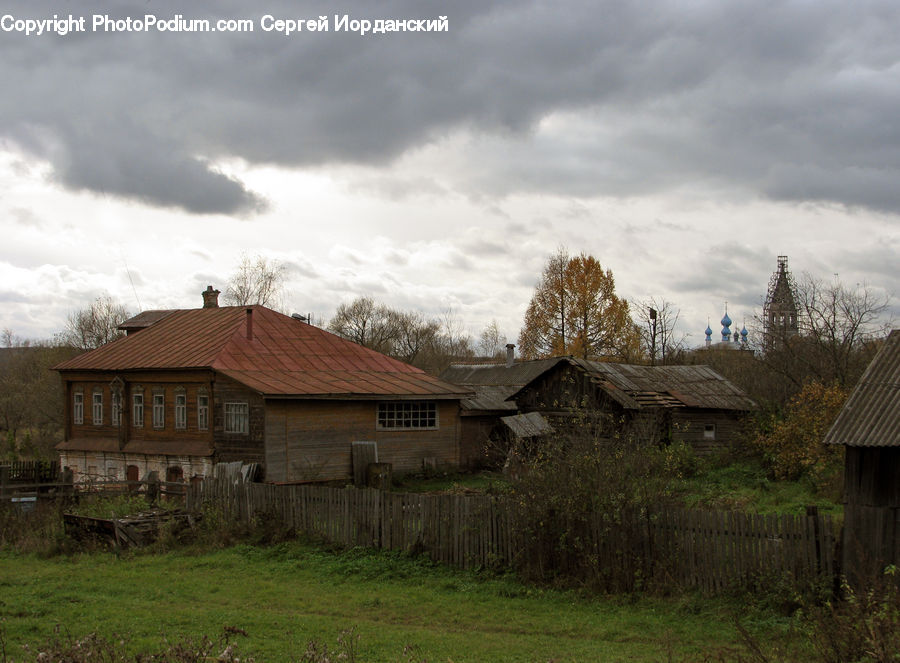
[{"left": 649, "top": 307, "right": 657, "bottom": 366}]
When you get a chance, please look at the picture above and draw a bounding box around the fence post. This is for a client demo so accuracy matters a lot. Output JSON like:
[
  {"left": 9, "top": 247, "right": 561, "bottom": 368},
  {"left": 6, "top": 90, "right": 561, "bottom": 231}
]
[{"left": 806, "top": 505, "right": 822, "bottom": 576}]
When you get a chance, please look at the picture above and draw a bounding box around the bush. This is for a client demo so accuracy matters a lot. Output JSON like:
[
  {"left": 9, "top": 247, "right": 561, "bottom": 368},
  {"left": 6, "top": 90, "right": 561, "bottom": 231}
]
[
  {"left": 503, "top": 423, "right": 691, "bottom": 591},
  {"left": 753, "top": 381, "right": 847, "bottom": 490}
]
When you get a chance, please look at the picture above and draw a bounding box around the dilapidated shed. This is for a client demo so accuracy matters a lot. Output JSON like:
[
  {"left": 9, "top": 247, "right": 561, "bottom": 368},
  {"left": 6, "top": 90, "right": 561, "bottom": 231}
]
[
  {"left": 440, "top": 353, "right": 561, "bottom": 467},
  {"left": 509, "top": 358, "right": 756, "bottom": 452},
  {"left": 823, "top": 329, "right": 900, "bottom": 582}
]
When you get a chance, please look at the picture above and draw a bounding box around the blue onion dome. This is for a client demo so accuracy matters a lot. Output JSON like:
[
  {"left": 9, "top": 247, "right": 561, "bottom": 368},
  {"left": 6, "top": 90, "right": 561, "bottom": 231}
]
[
  {"left": 705, "top": 324, "right": 713, "bottom": 337},
  {"left": 721, "top": 312, "right": 732, "bottom": 327},
  {"left": 741, "top": 326, "right": 748, "bottom": 337}
]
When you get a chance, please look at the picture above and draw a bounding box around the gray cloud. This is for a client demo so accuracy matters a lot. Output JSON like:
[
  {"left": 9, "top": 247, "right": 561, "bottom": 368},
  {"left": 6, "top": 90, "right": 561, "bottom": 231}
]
[{"left": 3, "top": 0, "right": 900, "bottom": 216}]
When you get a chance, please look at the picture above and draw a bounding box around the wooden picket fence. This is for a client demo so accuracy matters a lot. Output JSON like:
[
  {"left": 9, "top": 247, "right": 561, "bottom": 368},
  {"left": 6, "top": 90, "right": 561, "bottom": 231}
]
[{"left": 187, "top": 479, "right": 837, "bottom": 594}]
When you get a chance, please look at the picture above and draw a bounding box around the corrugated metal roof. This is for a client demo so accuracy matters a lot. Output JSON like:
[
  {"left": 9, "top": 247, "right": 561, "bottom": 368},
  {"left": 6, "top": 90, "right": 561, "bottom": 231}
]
[
  {"left": 824, "top": 330, "right": 900, "bottom": 447},
  {"left": 56, "top": 306, "right": 469, "bottom": 399},
  {"left": 501, "top": 411, "right": 552, "bottom": 438}
]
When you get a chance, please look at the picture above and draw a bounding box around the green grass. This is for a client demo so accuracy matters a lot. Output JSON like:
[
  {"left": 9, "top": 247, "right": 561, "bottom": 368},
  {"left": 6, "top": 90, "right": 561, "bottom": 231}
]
[
  {"left": 675, "top": 456, "right": 842, "bottom": 516},
  {"left": 394, "top": 457, "right": 842, "bottom": 516},
  {"left": 0, "top": 543, "right": 801, "bottom": 662}
]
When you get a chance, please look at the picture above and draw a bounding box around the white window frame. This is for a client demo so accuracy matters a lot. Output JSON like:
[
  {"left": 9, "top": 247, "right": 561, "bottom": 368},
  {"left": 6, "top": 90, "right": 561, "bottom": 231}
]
[
  {"left": 152, "top": 392, "right": 165, "bottom": 429},
  {"left": 73, "top": 391, "right": 84, "bottom": 425},
  {"left": 377, "top": 401, "right": 438, "bottom": 430},
  {"left": 224, "top": 402, "right": 249, "bottom": 434},
  {"left": 132, "top": 392, "right": 144, "bottom": 428},
  {"left": 703, "top": 423, "right": 716, "bottom": 440},
  {"left": 174, "top": 392, "right": 187, "bottom": 430},
  {"left": 111, "top": 391, "right": 122, "bottom": 427},
  {"left": 197, "top": 393, "right": 209, "bottom": 430},
  {"left": 92, "top": 390, "right": 103, "bottom": 425}
]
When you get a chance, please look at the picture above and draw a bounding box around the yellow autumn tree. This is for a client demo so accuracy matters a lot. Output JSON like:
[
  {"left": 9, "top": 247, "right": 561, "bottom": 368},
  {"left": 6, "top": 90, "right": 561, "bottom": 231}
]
[
  {"left": 754, "top": 380, "right": 848, "bottom": 487},
  {"left": 518, "top": 249, "right": 641, "bottom": 361}
]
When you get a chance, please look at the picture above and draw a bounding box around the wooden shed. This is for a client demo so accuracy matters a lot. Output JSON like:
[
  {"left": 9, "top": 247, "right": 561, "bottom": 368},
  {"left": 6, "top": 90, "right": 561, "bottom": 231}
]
[
  {"left": 824, "top": 330, "right": 900, "bottom": 583},
  {"left": 508, "top": 358, "right": 756, "bottom": 452}
]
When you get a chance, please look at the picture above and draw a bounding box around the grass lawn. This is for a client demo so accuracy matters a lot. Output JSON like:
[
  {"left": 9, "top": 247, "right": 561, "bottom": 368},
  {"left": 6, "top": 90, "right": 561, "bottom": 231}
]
[
  {"left": 0, "top": 543, "right": 800, "bottom": 662},
  {"left": 393, "top": 456, "right": 842, "bottom": 517}
]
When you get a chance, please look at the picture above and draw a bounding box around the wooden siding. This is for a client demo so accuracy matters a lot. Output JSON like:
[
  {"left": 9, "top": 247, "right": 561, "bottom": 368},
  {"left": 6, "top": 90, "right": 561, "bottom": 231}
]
[
  {"left": 841, "top": 447, "right": 900, "bottom": 584},
  {"left": 458, "top": 415, "right": 498, "bottom": 469},
  {"left": 62, "top": 370, "right": 215, "bottom": 449},
  {"left": 265, "top": 400, "right": 460, "bottom": 483},
  {"left": 212, "top": 374, "right": 265, "bottom": 465},
  {"left": 671, "top": 410, "right": 746, "bottom": 453}
]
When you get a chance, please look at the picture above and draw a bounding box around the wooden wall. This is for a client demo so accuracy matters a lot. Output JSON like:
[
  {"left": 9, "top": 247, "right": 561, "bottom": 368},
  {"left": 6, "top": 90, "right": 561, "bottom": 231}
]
[
  {"left": 841, "top": 446, "right": 900, "bottom": 585},
  {"left": 264, "top": 399, "right": 461, "bottom": 483},
  {"left": 212, "top": 374, "right": 265, "bottom": 465},
  {"left": 671, "top": 410, "right": 746, "bottom": 454},
  {"left": 62, "top": 370, "right": 215, "bottom": 449}
]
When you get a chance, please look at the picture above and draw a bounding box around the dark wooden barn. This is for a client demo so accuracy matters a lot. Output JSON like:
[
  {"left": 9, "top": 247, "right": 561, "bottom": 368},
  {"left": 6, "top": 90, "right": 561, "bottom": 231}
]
[
  {"left": 508, "top": 358, "right": 756, "bottom": 452},
  {"left": 824, "top": 329, "right": 900, "bottom": 583}
]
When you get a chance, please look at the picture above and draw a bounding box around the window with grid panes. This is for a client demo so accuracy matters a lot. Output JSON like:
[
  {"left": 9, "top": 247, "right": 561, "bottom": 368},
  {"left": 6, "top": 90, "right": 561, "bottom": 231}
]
[{"left": 377, "top": 401, "right": 437, "bottom": 430}]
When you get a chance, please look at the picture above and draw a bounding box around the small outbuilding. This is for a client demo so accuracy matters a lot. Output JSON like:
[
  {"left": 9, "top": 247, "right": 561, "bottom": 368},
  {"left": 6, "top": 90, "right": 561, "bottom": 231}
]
[{"left": 823, "top": 329, "right": 900, "bottom": 582}]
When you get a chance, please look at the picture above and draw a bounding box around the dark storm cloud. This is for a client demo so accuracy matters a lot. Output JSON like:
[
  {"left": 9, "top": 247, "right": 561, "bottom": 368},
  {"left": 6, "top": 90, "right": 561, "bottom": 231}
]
[{"left": 3, "top": 0, "right": 900, "bottom": 214}]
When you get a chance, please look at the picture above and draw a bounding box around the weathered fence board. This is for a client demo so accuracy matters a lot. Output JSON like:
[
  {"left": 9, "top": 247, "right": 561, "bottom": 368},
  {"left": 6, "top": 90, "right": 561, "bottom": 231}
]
[{"left": 184, "top": 479, "right": 837, "bottom": 595}]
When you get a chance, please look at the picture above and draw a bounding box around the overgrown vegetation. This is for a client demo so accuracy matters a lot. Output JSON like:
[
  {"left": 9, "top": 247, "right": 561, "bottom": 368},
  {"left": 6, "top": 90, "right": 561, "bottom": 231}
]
[{"left": 753, "top": 380, "right": 848, "bottom": 495}]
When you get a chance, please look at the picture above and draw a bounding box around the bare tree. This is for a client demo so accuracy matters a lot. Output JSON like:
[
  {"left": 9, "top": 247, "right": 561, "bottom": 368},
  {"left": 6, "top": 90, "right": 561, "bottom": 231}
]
[
  {"left": 392, "top": 310, "right": 440, "bottom": 365},
  {"left": 224, "top": 254, "right": 286, "bottom": 309},
  {"left": 478, "top": 320, "right": 507, "bottom": 359},
  {"left": 757, "top": 274, "right": 893, "bottom": 388},
  {"left": 59, "top": 295, "right": 130, "bottom": 350},
  {"left": 327, "top": 296, "right": 400, "bottom": 354},
  {"left": 636, "top": 298, "right": 687, "bottom": 365}
]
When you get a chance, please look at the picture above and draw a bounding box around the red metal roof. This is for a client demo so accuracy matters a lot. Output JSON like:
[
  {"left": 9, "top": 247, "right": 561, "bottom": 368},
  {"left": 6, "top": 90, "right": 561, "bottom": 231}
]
[{"left": 56, "top": 306, "right": 469, "bottom": 399}]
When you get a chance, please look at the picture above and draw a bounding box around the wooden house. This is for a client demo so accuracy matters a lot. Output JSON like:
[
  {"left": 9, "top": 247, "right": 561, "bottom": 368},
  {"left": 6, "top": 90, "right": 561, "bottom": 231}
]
[
  {"left": 442, "top": 351, "right": 754, "bottom": 462},
  {"left": 823, "top": 329, "right": 900, "bottom": 582},
  {"left": 440, "top": 351, "right": 561, "bottom": 467},
  {"left": 508, "top": 357, "right": 755, "bottom": 451},
  {"left": 55, "top": 289, "right": 469, "bottom": 484}
]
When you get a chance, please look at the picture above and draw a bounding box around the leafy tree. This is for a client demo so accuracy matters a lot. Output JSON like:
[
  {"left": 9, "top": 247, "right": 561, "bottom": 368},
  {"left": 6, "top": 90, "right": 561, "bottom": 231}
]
[
  {"left": 753, "top": 380, "right": 848, "bottom": 488},
  {"left": 58, "top": 295, "right": 130, "bottom": 350},
  {"left": 224, "top": 254, "right": 286, "bottom": 309},
  {"left": 518, "top": 249, "right": 640, "bottom": 361}
]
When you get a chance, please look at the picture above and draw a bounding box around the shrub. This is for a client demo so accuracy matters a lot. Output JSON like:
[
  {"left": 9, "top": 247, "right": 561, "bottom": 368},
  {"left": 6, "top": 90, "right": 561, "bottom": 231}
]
[{"left": 753, "top": 381, "right": 847, "bottom": 490}]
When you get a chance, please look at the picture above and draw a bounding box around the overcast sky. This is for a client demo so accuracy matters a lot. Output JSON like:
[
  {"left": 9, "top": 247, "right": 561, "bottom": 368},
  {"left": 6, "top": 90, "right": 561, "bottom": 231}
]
[{"left": 1, "top": 0, "right": 897, "bottom": 350}]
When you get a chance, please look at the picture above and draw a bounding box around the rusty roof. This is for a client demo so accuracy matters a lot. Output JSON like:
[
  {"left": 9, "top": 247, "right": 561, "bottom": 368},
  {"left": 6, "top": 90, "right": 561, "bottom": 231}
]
[
  {"left": 824, "top": 330, "right": 900, "bottom": 447},
  {"left": 56, "top": 306, "right": 468, "bottom": 399},
  {"left": 117, "top": 309, "right": 178, "bottom": 332}
]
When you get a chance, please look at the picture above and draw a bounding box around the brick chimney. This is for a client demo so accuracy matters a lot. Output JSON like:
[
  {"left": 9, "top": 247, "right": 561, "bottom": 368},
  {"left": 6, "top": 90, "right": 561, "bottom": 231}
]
[
  {"left": 245, "top": 307, "right": 253, "bottom": 340},
  {"left": 506, "top": 343, "right": 516, "bottom": 368},
  {"left": 202, "top": 285, "right": 220, "bottom": 308}
]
